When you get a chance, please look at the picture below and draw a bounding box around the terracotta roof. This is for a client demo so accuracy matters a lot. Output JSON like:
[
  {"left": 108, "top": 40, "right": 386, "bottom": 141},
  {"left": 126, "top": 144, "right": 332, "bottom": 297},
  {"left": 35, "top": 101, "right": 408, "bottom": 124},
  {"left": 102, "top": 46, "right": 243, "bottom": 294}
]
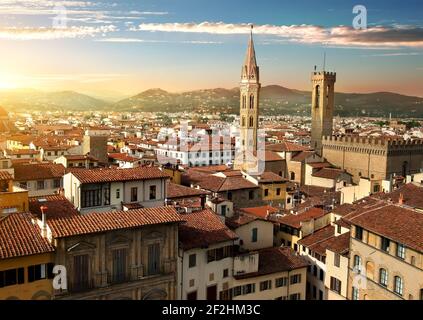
[
  {"left": 166, "top": 182, "right": 209, "bottom": 199},
  {"left": 349, "top": 204, "right": 423, "bottom": 253},
  {"left": 29, "top": 195, "right": 79, "bottom": 220},
  {"left": 325, "top": 232, "right": 350, "bottom": 255},
  {"left": 312, "top": 168, "right": 348, "bottom": 180},
  {"left": 0, "top": 171, "right": 13, "bottom": 181},
  {"left": 234, "top": 247, "right": 308, "bottom": 279},
  {"left": 333, "top": 203, "right": 355, "bottom": 216},
  {"left": 255, "top": 171, "right": 287, "bottom": 183},
  {"left": 183, "top": 170, "right": 258, "bottom": 192},
  {"left": 108, "top": 153, "right": 140, "bottom": 163},
  {"left": 307, "top": 162, "right": 333, "bottom": 169},
  {"left": 0, "top": 212, "right": 55, "bottom": 259},
  {"left": 69, "top": 167, "right": 169, "bottom": 184},
  {"left": 255, "top": 150, "right": 283, "bottom": 162},
  {"left": 239, "top": 205, "right": 279, "bottom": 219},
  {"left": 6, "top": 149, "right": 39, "bottom": 155},
  {"left": 297, "top": 225, "right": 335, "bottom": 248},
  {"left": 374, "top": 183, "right": 423, "bottom": 209},
  {"left": 179, "top": 209, "right": 238, "bottom": 250},
  {"left": 277, "top": 207, "right": 326, "bottom": 229},
  {"left": 266, "top": 142, "right": 310, "bottom": 153},
  {"left": 291, "top": 151, "right": 317, "bottom": 162},
  {"left": 64, "top": 154, "right": 98, "bottom": 161},
  {"left": 14, "top": 163, "right": 65, "bottom": 181},
  {"left": 225, "top": 213, "right": 259, "bottom": 229},
  {"left": 48, "top": 206, "right": 182, "bottom": 238}
]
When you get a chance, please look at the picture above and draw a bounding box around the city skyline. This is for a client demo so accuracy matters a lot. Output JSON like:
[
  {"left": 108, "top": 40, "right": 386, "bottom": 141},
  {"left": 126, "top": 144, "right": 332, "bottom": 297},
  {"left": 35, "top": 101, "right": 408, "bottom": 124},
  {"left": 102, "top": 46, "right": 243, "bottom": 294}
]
[{"left": 0, "top": 0, "right": 422, "bottom": 98}]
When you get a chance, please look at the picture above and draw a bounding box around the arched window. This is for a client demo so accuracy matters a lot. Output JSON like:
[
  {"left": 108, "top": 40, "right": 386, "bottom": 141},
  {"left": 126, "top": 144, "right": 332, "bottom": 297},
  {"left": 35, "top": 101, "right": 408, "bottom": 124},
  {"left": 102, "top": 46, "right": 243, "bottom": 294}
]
[
  {"left": 249, "top": 116, "right": 254, "bottom": 127},
  {"left": 394, "top": 276, "right": 403, "bottom": 295},
  {"left": 353, "top": 255, "right": 362, "bottom": 272},
  {"left": 249, "top": 95, "right": 254, "bottom": 109},
  {"left": 241, "top": 116, "right": 245, "bottom": 127},
  {"left": 315, "top": 85, "right": 320, "bottom": 108},
  {"left": 242, "top": 95, "right": 246, "bottom": 109},
  {"left": 379, "top": 268, "right": 388, "bottom": 287}
]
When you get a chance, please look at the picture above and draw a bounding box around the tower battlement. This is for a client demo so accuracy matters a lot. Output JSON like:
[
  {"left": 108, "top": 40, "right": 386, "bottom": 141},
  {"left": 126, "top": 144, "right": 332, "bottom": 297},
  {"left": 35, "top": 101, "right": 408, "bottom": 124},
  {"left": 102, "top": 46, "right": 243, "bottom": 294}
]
[
  {"left": 311, "top": 71, "right": 336, "bottom": 82},
  {"left": 322, "top": 135, "right": 423, "bottom": 148}
]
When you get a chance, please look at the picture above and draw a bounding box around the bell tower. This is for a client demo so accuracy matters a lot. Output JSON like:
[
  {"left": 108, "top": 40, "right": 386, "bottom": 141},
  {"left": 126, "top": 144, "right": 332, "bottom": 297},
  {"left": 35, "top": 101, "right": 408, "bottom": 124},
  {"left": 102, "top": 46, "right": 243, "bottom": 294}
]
[
  {"left": 310, "top": 70, "right": 336, "bottom": 156},
  {"left": 236, "top": 25, "right": 260, "bottom": 171}
]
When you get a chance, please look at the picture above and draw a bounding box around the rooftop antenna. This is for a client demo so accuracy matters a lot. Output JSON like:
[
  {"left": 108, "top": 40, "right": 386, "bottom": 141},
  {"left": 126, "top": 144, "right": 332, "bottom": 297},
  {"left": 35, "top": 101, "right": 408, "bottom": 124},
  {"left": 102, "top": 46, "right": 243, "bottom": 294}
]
[{"left": 323, "top": 52, "right": 326, "bottom": 71}]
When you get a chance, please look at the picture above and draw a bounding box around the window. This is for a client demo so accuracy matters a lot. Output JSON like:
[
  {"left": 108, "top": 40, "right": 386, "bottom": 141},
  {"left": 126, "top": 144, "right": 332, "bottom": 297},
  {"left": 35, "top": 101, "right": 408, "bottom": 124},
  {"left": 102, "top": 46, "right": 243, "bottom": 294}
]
[
  {"left": 319, "top": 290, "right": 323, "bottom": 300},
  {"left": 420, "top": 288, "right": 423, "bottom": 300},
  {"left": 319, "top": 269, "right": 324, "bottom": 281},
  {"left": 379, "top": 268, "right": 388, "bottom": 287},
  {"left": 355, "top": 226, "right": 363, "bottom": 241},
  {"left": 149, "top": 185, "right": 157, "bottom": 200},
  {"left": 330, "top": 277, "right": 342, "bottom": 294},
  {"left": 233, "top": 286, "right": 242, "bottom": 297},
  {"left": 103, "top": 184, "right": 110, "bottom": 206},
  {"left": 227, "top": 192, "right": 232, "bottom": 201},
  {"left": 276, "top": 188, "right": 281, "bottom": 196},
  {"left": 53, "top": 179, "right": 61, "bottom": 188},
  {"left": 249, "top": 117, "right": 254, "bottom": 128},
  {"left": 290, "top": 274, "right": 301, "bottom": 284},
  {"left": 242, "top": 283, "right": 255, "bottom": 295},
  {"left": 352, "top": 286, "right": 359, "bottom": 300},
  {"left": 290, "top": 293, "right": 301, "bottom": 300},
  {"left": 81, "top": 184, "right": 102, "bottom": 208},
  {"left": 37, "top": 180, "right": 45, "bottom": 190},
  {"left": 111, "top": 248, "right": 127, "bottom": 283},
  {"left": 334, "top": 253, "right": 341, "bottom": 267},
  {"left": 381, "top": 237, "right": 390, "bottom": 252},
  {"left": 28, "top": 263, "right": 54, "bottom": 282},
  {"left": 275, "top": 277, "right": 288, "bottom": 288},
  {"left": 260, "top": 280, "right": 272, "bottom": 291},
  {"left": 394, "top": 276, "right": 403, "bottom": 296},
  {"left": 189, "top": 254, "right": 196, "bottom": 268},
  {"left": 0, "top": 268, "right": 25, "bottom": 288},
  {"left": 337, "top": 224, "right": 342, "bottom": 234},
  {"left": 396, "top": 243, "right": 405, "bottom": 259},
  {"left": 249, "top": 95, "right": 254, "bottom": 109},
  {"left": 251, "top": 228, "right": 258, "bottom": 243},
  {"left": 248, "top": 190, "right": 254, "bottom": 200},
  {"left": 148, "top": 243, "right": 160, "bottom": 275},
  {"left": 315, "top": 85, "right": 320, "bottom": 108},
  {"left": 131, "top": 187, "right": 138, "bottom": 202},
  {"left": 313, "top": 265, "right": 317, "bottom": 277},
  {"left": 353, "top": 255, "right": 362, "bottom": 272},
  {"left": 223, "top": 269, "right": 229, "bottom": 278},
  {"left": 116, "top": 189, "right": 120, "bottom": 199},
  {"left": 264, "top": 189, "right": 269, "bottom": 197}
]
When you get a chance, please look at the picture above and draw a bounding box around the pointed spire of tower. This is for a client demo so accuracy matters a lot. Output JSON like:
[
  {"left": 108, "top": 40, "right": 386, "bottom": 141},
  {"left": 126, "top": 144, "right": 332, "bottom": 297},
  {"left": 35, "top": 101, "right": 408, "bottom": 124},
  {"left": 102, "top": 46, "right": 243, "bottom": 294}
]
[{"left": 242, "top": 24, "right": 259, "bottom": 81}]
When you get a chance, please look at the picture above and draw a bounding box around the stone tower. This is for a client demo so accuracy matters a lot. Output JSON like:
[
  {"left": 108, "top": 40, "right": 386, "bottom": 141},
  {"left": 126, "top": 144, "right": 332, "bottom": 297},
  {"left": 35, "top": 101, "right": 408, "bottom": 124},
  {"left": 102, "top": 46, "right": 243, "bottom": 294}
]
[
  {"left": 310, "top": 70, "right": 336, "bottom": 155},
  {"left": 236, "top": 26, "right": 261, "bottom": 171}
]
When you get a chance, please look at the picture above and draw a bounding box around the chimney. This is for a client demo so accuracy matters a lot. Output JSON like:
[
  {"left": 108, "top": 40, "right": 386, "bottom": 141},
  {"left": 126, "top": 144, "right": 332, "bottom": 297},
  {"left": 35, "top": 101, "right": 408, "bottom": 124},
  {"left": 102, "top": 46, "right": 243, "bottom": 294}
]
[
  {"left": 40, "top": 205, "right": 48, "bottom": 238},
  {"left": 398, "top": 193, "right": 404, "bottom": 205},
  {"left": 265, "top": 209, "right": 270, "bottom": 220}
]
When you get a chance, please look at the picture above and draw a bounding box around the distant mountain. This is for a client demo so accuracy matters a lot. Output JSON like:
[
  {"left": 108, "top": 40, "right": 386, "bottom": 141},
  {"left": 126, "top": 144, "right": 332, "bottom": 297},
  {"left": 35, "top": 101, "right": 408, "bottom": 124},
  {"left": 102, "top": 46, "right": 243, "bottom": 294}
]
[
  {"left": 0, "top": 89, "right": 109, "bottom": 112},
  {"left": 1, "top": 86, "right": 422, "bottom": 117}
]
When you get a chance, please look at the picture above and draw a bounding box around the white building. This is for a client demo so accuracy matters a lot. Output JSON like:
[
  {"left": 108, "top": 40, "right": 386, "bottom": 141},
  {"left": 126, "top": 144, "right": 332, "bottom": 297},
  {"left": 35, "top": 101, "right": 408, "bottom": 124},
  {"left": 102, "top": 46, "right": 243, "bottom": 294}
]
[
  {"left": 177, "top": 208, "right": 238, "bottom": 300},
  {"left": 64, "top": 167, "right": 169, "bottom": 213}
]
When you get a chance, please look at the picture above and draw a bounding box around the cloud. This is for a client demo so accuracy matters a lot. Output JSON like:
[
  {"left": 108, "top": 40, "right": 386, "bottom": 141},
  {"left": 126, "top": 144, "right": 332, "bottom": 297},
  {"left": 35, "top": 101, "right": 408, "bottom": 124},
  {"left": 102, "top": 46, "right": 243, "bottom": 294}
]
[
  {"left": 96, "top": 37, "right": 222, "bottom": 44},
  {"left": 132, "top": 22, "right": 423, "bottom": 48},
  {"left": 361, "top": 52, "right": 422, "bottom": 57},
  {"left": 0, "top": 25, "right": 117, "bottom": 40}
]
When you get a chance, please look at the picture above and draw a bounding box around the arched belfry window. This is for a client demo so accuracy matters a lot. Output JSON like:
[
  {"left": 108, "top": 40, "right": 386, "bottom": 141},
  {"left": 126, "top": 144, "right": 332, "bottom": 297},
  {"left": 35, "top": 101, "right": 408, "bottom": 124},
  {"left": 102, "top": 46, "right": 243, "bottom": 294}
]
[
  {"left": 249, "top": 95, "right": 254, "bottom": 109},
  {"left": 315, "top": 85, "right": 320, "bottom": 108},
  {"left": 249, "top": 116, "right": 254, "bottom": 128},
  {"left": 242, "top": 95, "right": 246, "bottom": 109}
]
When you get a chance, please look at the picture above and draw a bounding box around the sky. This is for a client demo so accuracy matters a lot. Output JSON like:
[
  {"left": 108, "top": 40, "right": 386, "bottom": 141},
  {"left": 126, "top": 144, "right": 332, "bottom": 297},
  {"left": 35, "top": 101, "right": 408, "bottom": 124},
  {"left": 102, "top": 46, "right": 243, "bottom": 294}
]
[{"left": 0, "top": 0, "right": 422, "bottom": 99}]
